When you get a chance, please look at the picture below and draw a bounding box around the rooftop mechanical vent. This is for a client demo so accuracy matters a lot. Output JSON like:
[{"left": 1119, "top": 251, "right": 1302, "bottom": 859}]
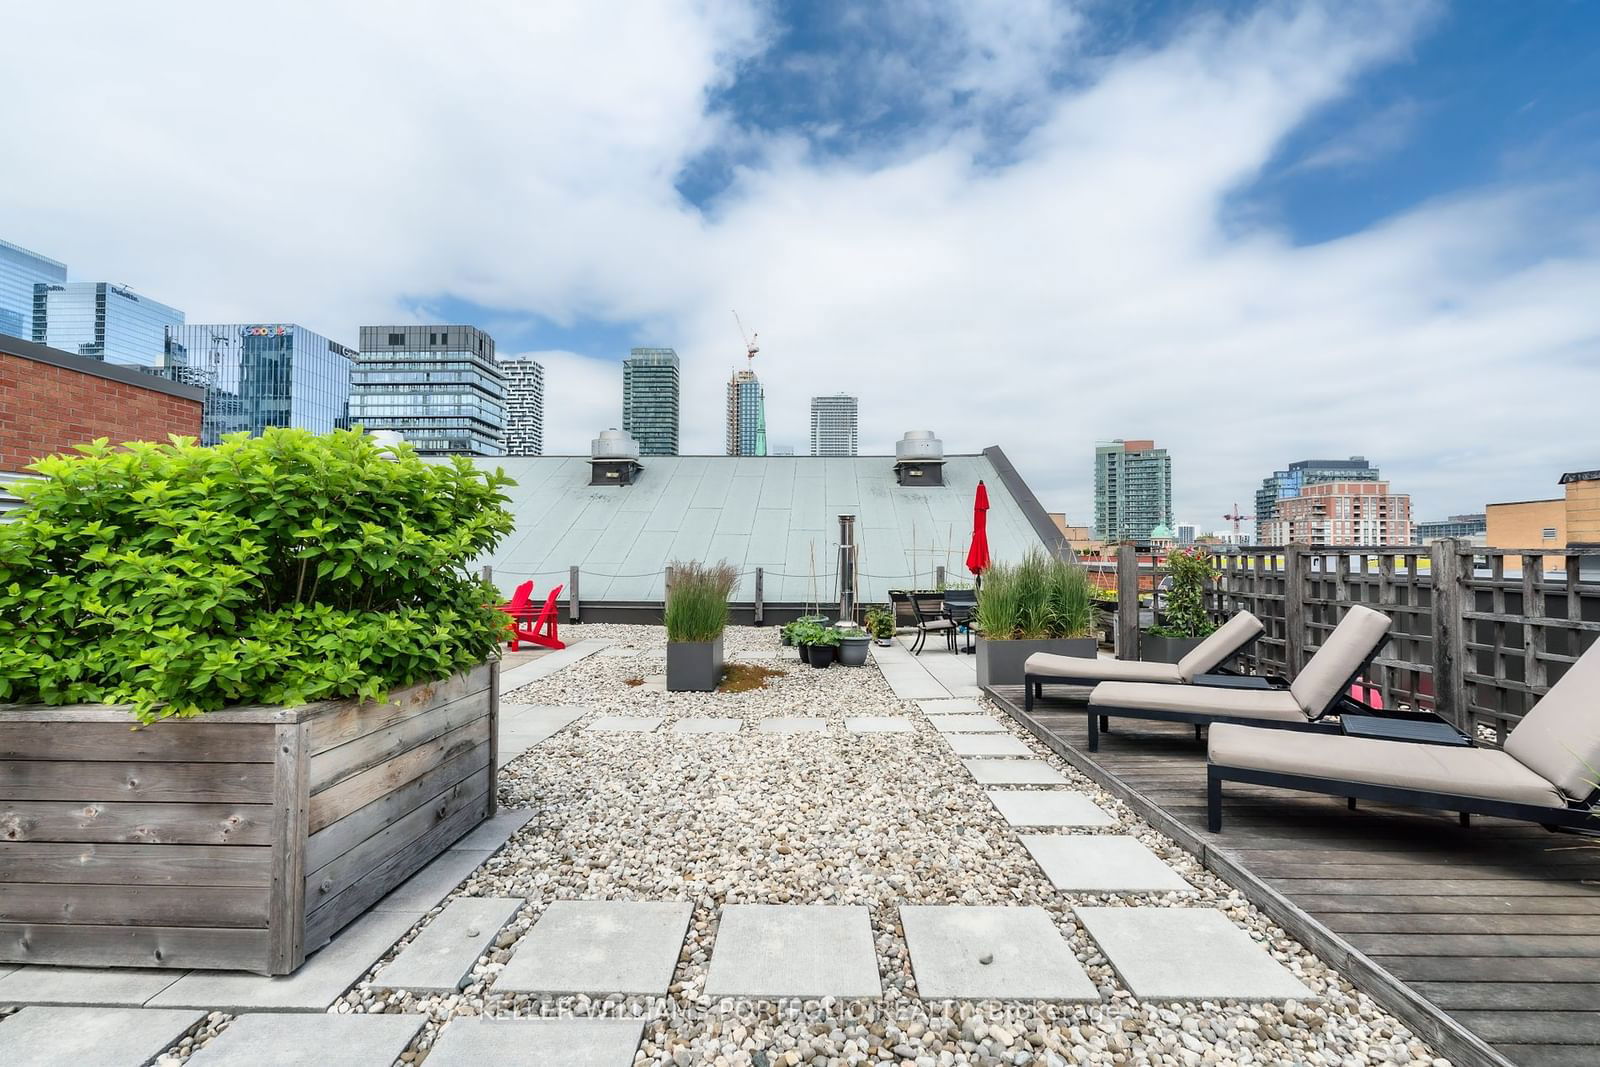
[
  {"left": 590, "top": 429, "right": 642, "bottom": 485},
  {"left": 894, "top": 431, "right": 945, "bottom": 487}
]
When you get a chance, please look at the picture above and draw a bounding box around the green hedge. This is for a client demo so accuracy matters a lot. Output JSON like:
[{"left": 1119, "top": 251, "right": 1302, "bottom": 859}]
[{"left": 0, "top": 429, "right": 515, "bottom": 722}]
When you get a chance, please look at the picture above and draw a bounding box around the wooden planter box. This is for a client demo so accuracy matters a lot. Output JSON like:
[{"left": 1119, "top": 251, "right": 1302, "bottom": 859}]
[
  {"left": 975, "top": 637, "right": 1099, "bottom": 688},
  {"left": 0, "top": 661, "right": 499, "bottom": 976}
]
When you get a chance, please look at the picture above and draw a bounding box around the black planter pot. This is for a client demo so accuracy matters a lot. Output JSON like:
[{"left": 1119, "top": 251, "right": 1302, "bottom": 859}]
[{"left": 805, "top": 644, "right": 836, "bottom": 668}]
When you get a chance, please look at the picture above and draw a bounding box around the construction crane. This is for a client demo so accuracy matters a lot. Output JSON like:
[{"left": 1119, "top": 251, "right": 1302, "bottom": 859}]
[
  {"left": 731, "top": 310, "right": 758, "bottom": 371},
  {"left": 1222, "top": 503, "right": 1255, "bottom": 540}
]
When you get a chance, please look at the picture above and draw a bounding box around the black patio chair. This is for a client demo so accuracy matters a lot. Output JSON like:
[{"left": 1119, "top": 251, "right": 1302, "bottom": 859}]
[{"left": 908, "top": 592, "right": 956, "bottom": 654}]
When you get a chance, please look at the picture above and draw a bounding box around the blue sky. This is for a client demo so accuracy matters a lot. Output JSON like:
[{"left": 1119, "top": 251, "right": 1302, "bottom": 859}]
[{"left": 4, "top": 0, "right": 1598, "bottom": 523}]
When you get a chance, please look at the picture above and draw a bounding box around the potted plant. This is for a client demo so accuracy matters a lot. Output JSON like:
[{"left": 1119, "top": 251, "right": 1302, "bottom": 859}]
[
  {"left": 665, "top": 560, "right": 736, "bottom": 691},
  {"left": 836, "top": 623, "right": 871, "bottom": 666},
  {"left": 865, "top": 606, "right": 896, "bottom": 646},
  {"left": 791, "top": 621, "right": 839, "bottom": 667},
  {"left": 0, "top": 429, "right": 514, "bottom": 975},
  {"left": 1142, "top": 546, "right": 1218, "bottom": 663},
  {"left": 973, "top": 549, "right": 1099, "bottom": 687}
]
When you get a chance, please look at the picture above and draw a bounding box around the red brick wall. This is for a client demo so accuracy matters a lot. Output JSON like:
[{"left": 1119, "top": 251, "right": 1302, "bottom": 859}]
[{"left": 0, "top": 352, "right": 203, "bottom": 469}]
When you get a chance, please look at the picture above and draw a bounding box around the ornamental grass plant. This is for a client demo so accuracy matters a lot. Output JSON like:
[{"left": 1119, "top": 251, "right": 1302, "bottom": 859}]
[
  {"left": 976, "top": 549, "right": 1097, "bottom": 640},
  {"left": 0, "top": 429, "right": 515, "bottom": 723},
  {"left": 664, "top": 560, "right": 737, "bottom": 643}
]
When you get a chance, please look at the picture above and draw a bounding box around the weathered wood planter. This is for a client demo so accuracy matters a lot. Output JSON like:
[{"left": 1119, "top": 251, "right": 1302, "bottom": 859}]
[
  {"left": 0, "top": 661, "right": 498, "bottom": 976},
  {"left": 975, "top": 637, "right": 1099, "bottom": 688}
]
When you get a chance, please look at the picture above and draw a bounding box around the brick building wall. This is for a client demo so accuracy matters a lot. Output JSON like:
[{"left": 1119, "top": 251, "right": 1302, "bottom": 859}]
[{"left": 1, "top": 339, "right": 204, "bottom": 471}]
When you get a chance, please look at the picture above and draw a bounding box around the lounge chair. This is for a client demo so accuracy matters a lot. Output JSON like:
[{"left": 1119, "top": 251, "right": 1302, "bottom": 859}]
[
  {"left": 1080, "top": 604, "right": 1393, "bottom": 752},
  {"left": 1022, "top": 610, "right": 1266, "bottom": 711},
  {"left": 1207, "top": 638, "right": 1600, "bottom": 833}
]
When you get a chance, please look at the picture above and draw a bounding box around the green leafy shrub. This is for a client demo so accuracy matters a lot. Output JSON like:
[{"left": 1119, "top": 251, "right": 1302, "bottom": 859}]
[
  {"left": 864, "top": 606, "right": 895, "bottom": 639},
  {"left": 976, "top": 549, "right": 1097, "bottom": 640},
  {"left": 788, "top": 620, "right": 840, "bottom": 647},
  {"left": 1147, "top": 546, "right": 1219, "bottom": 639},
  {"left": 664, "top": 560, "right": 736, "bottom": 643},
  {"left": 0, "top": 429, "right": 514, "bottom": 723}
]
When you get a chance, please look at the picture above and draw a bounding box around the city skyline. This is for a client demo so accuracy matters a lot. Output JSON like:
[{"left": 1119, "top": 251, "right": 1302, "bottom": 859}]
[{"left": 4, "top": 3, "right": 1598, "bottom": 521}]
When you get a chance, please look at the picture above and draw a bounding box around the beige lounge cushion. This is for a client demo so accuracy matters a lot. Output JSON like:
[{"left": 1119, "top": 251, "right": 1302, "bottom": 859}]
[
  {"left": 1025, "top": 653, "right": 1182, "bottom": 684},
  {"left": 1209, "top": 724, "right": 1566, "bottom": 809},
  {"left": 1505, "top": 641, "right": 1600, "bottom": 801},
  {"left": 1089, "top": 681, "right": 1308, "bottom": 723},
  {"left": 1176, "top": 611, "right": 1266, "bottom": 681},
  {"left": 1289, "top": 605, "right": 1393, "bottom": 715}
]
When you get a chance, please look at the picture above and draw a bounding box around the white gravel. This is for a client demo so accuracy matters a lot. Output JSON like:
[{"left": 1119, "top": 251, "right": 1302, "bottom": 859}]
[{"left": 163, "top": 624, "right": 1450, "bottom": 1066}]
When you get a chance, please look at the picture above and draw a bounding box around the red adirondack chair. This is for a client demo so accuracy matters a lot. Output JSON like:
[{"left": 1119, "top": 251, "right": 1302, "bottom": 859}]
[
  {"left": 508, "top": 584, "right": 565, "bottom": 651},
  {"left": 496, "top": 581, "right": 535, "bottom": 627}
]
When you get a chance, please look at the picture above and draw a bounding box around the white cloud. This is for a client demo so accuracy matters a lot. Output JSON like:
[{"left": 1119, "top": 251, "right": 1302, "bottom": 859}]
[{"left": 3, "top": 0, "right": 1596, "bottom": 526}]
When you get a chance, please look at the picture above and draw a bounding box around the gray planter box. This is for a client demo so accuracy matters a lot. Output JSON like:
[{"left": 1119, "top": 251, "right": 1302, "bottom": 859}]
[
  {"left": 1140, "top": 634, "right": 1207, "bottom": 664},
  {"left": 667, "top": 635, "right": 724, "bottom": 692},
  {"left": 0, "top": 662, "right": 498, "bottom": 976},
  {"left": 976, "top": 637, "right": 1099, "bottom": 688},
  {"left": 838, "top": 635, "right": 870, "bottom": 666}
]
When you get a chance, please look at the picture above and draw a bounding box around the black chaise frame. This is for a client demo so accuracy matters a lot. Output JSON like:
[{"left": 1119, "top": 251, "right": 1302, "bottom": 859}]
[
  {"left": 1022, "top": 630, "right": 1265, "bottom": 712},
  {"left": 1207, "top": 763, "right": 1600, "bottom": 834},
  {"left": 1075, "top": 634, "right": 1393, "bottom": 752}
]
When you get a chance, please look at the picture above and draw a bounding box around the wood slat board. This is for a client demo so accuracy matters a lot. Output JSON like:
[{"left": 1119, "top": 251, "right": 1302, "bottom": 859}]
[{"left": 993, "top": 686, "right": 1600, "bottom": 1067}]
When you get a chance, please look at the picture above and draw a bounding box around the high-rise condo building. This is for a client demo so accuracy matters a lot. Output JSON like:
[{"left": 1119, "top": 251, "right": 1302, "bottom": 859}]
[
  {"left": 161, "top": 324, "right": 356, "bottom": 444},
  {"left": 725, "top": 368, "right": 767, "bottom": 456},
  {"left": 35, "top": 281, "right": 183, "bottom": 366},
  {"left": 500, "top": 357, "right": 545, "bottom": 456},
  {"left": 1093, "top": 439, "right": 1173, "bottom": 542},
  {"left": 809, "top": 393, "right": 859, "bottom": 456},
  {"left": 622, "top": 347, "right": 680, "bottom": 456},
  {"left": 1266, "top": 480, "right": 1412, "bottom": 546},
  {"left": 349, "top": 326, "right": 505, "bottom": 456},
  {"left": 0, "top": 238, "right": 66, "bottom": 341},
  {"left": 1255, "top": 457, "right": 1378, "bottom": 543}
]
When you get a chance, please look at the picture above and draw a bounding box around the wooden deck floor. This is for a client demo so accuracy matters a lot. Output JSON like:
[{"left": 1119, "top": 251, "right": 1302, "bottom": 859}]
[{"left": 987, "top": 685, "right": 1600, "bottom": 1067}]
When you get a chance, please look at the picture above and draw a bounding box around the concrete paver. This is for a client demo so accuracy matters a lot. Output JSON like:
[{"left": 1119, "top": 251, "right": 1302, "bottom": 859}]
[
  {"left": 756, "top": 717, "right": 828, "bottom": 733},
  {"left": 900, "top": 906, "right": 1098, "bottom": 1001},
  {"left": 945, "top": 734, "right": 1034, "bottom": 757},
  {"left": 704, "top": 904, "right": 881, "bottom": 999},
  {"left": 495, "top": 900, "right": 693, "bottom": 996},
  {"left": 0, "top": 965, "right": 184, "bottom": 1007},
  {"left": 0, "top": 1006, "right": 204, "bottom": 1067},
  {"left": 1077, "top": 907, "right": 1313, "bottom": 1001},
  {"left": 1021, "top": 835, "right": 1193, "bottom": 894},
  {"left": 986, "top": 790, "right": 1115, "bottom": 828},
  {"left": 962, "top": 759, "right": 1070, "bottom": 786},
  {"left": 372, "top": 896, "right": 524, "bottom": 993},
  {"left": 929, "top": 714, "right": 1005, "bottom": 733},
  {"left": 586, "top": 716, "right": 663, "bottom": 732},
  {"left": 672, "top": 718, "right": 743, "bottom": 733},
  {"left": 426, "top": 1018, "right": 645, "bottom": 1067},
  {"left": 185, "top": 1012, "right": 424, "bottom": 1066}
]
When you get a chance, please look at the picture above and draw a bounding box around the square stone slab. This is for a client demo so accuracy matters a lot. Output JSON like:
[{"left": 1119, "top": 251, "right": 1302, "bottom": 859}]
[
  {"left": 757, "top": 717, "right": 828, "bottom": 734},
  {"left": 704, "top": 904, "right": 881, "bottom": 998},
  {"left": 186, "top": 1012, "right": 425, "bottom": 1066},
  {"left": 495, "top": 900, "right": 693, "bottom": 995},
  {"left": 374, "top": 848, "right": 491, "bottom": 914},
  {"left": 0, "top": 1006, "right": 205, "bottom": 1067},
  {"left": 0, "top": 965, "right": 184, "bottom": 1006},
  {"left": 917, "top": 698, "right": 987, "bottom": 715},
  {"left": 149, "top": 907, "right": 420, "bottom": 1012},
  {"left": 946, "top": 734, "right": 1034, "bottom": 757},
  {"left": 987, "top": 790, "right": 1115, "bottom": 828},
  {"left": 372, "top": 896, "right": 524, "bottom": 993},
  {"left": 672, "top": 717, "right": 743, "bottom": 733},
  {"left": 900, "top": 906, "right": 1099, "bottom": 1001},
  {"left": 845, "top": 717, "right": 916, "bottom": 733},
  {"left": 963, "top": 759, "right": 1069, "bottom": 786},
  {"left": 451, "top": 809, "right": 535, "bottom": 851},
  {"left": 586, "top": 716, "right": 663, "bottom": 732},
  {"left": 427, "top": 1018, "right": 645, "bottom": 1067},
  {"left": 1076, "top": 907, "right": 1313, "bottom": 1001},
  {"left": 596, "top": 647, "right": 642, "bottom": 657},
  {"left": 929, "top": 714, "right": 1005, "bottom": 733},
  {"left": 1021, "top": 835, "right": 1193, "bottom": 893}
]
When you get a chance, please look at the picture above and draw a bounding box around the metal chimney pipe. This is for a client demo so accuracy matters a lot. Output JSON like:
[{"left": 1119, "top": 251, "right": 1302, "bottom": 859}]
[{"left": 838, "top": 514, "right": 856, "bottom": 623}]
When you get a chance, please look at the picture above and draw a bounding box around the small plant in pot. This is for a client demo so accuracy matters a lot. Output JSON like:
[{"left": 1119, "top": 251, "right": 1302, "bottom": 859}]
[
  {"left": 665, "top": 560, "right": 736, "bottom": 691},
  {"left": 1142, "top": 546, "right": 1218, "bottom": 663},
  {"left": 865, "top": 606, "right": 896, "bottom": 646},
  {"left": 973, "top": 549, "right": 1099, "bottom": 687},
  {"left": 836, "top": 623, "right": 871, "bottom": 666},
  {"left": 791, "top": 621, "right": 840, "bottom": 667}
]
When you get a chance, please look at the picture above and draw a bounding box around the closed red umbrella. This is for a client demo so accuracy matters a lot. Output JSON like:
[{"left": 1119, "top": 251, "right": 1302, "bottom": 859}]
[{"left": 966, "top": 480, "right": 991, "bottom": 577}]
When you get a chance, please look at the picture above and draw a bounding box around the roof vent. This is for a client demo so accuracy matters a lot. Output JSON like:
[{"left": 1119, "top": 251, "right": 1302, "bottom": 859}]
[
  {"left": 894, "top": 430, "right": 945, "bottom": 487},
  {"left": 590, "top": 429, "right": 642, "bottom": 485}
]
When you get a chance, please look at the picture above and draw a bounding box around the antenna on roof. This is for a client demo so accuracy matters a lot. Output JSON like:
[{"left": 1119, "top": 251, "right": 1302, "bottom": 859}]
[{"left": 731, "top": 310, "right": 758, "bottom": 372}]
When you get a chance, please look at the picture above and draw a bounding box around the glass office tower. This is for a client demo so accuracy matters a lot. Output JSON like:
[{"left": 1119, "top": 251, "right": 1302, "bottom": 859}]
[
  {"left": 35, "top": 282, "right": 184, "bottom": 366},
  {"left": 622, "top": 347, "right": 680, "bottom": 456},
  {"left": 349, "top": 326, "right": 506, "bottom": 455},
  {"left": 725, "top": 369, "right": 767, "bottom": 456},
  {"left": 809, "top": 393, "right": 859, "bottom": 456},
  {"left": 0, "top": 238, "right": 67, "bottom": 341},
  {"left": 161, "top": 324, "right": 355, "bottom": 444}
]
